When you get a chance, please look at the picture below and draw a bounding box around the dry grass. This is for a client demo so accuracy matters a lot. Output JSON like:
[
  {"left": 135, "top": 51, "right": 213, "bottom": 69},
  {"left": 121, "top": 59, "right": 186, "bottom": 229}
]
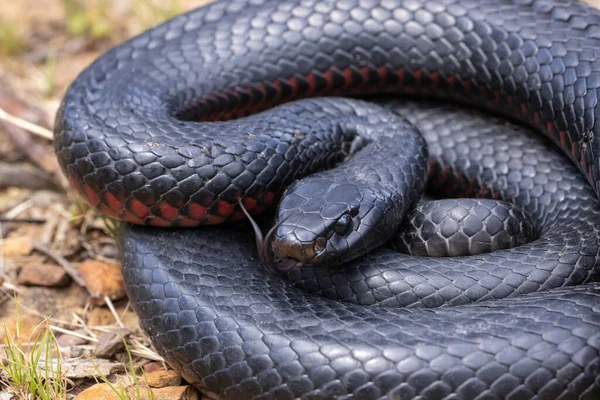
[
  {"left": 1, "top": 300, "right": 161, "bottom": 399},
  {"left": 1, "top": 303, "right": 67, "bottom": 400}
]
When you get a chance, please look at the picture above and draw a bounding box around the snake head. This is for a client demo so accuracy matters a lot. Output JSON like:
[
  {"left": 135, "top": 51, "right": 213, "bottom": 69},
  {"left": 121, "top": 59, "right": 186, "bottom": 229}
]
[{"left": 270, "top": 176, "right": 399, "bottom": 269}]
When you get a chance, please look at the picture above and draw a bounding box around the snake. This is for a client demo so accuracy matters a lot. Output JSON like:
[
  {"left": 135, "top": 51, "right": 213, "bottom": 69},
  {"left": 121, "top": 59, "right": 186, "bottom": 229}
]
[{"left": 53, "top": 0, "right": 600, "bottom": 398}]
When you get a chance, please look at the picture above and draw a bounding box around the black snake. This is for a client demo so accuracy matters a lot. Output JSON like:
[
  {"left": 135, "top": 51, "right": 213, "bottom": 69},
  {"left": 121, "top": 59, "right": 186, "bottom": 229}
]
[{"left": 54, "top": 0, "right": 600, "bottom": 398}]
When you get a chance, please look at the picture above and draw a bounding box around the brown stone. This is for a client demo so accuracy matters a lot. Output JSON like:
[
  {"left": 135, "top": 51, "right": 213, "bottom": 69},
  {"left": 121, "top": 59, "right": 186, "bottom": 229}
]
[
  {"left": 86, "top": 307, "right": 116, "bottom": 326},
  {"left": 145, "top": 369, "right": 182, "bottom": 388},
  {"left": 73, "top": 383, "right": 120, "bottom": 400},
  {"left": 78, "top": 260, "right": 126, "bottom": 305},
  {"left": 17, "top": 263, "right": 70, "bottom": 287},
  {"left": 74, "top": 383, "right": 199, "bottom": 400},
  {"left": 2, "top": 236, "right": 33, "bottom": 256},
  {"left": 145, "top": 386, "right": 199, "bottom": 400}
]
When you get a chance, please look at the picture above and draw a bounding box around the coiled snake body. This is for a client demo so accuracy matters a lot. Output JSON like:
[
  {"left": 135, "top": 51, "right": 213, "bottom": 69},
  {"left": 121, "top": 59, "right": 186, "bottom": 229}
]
[{"left": 54, "top": 0, "right": 600, "bottom": 398}]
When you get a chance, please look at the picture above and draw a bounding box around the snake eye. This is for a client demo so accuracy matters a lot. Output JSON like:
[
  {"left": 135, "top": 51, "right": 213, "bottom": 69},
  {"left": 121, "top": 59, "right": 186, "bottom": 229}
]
[{"left": 334, "top": 213, "right": 352, "bottom": 235}]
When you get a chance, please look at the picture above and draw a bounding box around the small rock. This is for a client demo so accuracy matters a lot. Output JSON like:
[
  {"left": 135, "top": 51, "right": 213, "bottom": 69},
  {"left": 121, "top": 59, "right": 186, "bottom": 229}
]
[
  {"left": 145, "top": 369, "right": 182, "bottom": 388},
  {"left": 78, "top": 260, "right": 126, "bottom": 305},
  {"left": 3, "top": 236, "right": 33, "bottom": 256},
  {"left": 100, "top": 242, "right": 118, "bottom": 259},
  {"left": 74, "top": 383, "right": 199, "bottom": 400},
  {"left": 145, "top": 386, "right": 199, "bottom": 400},
  {"left": 94, "top": 328, "right": 131, "bottom": 359},
  {"left": 17, "top": 263, "right": 71, "bottom": 287},
  {"left": 87, "top": 307, "right": 116, "bottom": 326},
  {"left": 74, "top": 383, "right": 120, "bottom": 400}
]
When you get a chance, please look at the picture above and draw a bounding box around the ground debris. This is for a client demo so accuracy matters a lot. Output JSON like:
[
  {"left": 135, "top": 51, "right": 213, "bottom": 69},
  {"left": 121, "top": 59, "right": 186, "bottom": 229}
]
[
  {"left": 0, "top": 391, "right": 18, "bottom": 400},
  {"left": 40, "top": 357, "right": 125, "bottom": 380},
  {"left": 93, "top": 327, "right": 131, "bottom": 359}
]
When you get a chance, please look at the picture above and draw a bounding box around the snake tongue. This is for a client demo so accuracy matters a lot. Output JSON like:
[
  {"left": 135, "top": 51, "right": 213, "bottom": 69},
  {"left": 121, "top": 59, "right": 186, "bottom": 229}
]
[{"left": 276, "top": 257, "right": 301, "bottom": 272}]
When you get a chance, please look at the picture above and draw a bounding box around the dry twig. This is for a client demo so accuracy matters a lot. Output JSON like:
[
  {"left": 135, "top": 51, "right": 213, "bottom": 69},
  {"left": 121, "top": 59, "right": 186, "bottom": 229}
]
[{"left": 0, "top": 106, "right": 53, "bottom": 140}]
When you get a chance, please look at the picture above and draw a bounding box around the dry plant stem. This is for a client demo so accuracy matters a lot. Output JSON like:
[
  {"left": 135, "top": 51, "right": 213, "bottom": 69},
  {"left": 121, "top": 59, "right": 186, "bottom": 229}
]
[
  {"left": 3, "top": 199, "right": 33, "bottom": 220},
  {"left": 2, "top": 120, "right": 58, "bottom": 176},
  {"left": 0, "top": 106, "right": 53, "bottom": 140},
  {"left": 104, "top": 296, "right": 126, "bottom": 329},
  {"left": 54, "top": 218, "right": 70, "bottom": 250},
  {"left": 72, "top": 312, "right": 97, "bottom": 340},
  {"left": 39, "top": 213, "right": 60, "bottom": 245},
  {"left": 31, "top": 240, "right": 87, "bottom": 288},
  {"left": 50, "top": 325, "right": 97, "bottom": 343}
]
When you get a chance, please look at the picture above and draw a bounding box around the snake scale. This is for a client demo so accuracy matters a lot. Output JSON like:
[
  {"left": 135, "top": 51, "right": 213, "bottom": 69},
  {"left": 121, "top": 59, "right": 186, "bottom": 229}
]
[{"left": 54, "top": 0, "right": 600, "bottom": 398}]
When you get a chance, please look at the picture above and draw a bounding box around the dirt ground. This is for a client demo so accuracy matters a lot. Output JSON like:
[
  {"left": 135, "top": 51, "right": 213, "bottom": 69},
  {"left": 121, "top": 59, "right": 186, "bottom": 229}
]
[
  {"left": 1, "top": 0, "right": 600, "bottom": 399},
  {"left": 0, "top": 1, "right": 211, "bottom": 398}
]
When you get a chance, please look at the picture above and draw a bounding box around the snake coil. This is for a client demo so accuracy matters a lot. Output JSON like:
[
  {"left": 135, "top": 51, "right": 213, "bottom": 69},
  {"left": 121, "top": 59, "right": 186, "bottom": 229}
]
[{"left": 55, "top": 0, "right": 600, "bottom": 399}]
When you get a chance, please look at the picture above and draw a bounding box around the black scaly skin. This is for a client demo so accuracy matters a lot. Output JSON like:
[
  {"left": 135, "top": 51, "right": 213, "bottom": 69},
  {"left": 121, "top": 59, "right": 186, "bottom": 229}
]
[
  {"left": 121, "top": 101, "right": 600, "bottom": 399},
  {"left": 288, "top": 100, "right": 600, "bottom": 312},
  {"left": 394, "top": 198, "right": 536, "bottom": 257},
  {"left": 55, "top": 0, "right": 600, "bottom": 221},
  {"left": 54, "top": 0, "right": 600, "bottom": 398}
]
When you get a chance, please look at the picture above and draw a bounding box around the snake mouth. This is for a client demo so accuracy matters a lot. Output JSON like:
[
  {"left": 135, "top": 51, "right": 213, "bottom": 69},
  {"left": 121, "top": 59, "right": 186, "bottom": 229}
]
[
  {"left": 275, "top": 257, "right": 302, "bottom": 271},
  {"left": 239, "top": 200, "right": 297, "bottom": 273}
]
